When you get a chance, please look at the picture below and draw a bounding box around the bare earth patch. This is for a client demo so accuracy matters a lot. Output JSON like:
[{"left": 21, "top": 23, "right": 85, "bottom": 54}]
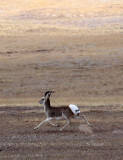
[{"left": 78, "top": 124, "right": 93, "bottom": 134}]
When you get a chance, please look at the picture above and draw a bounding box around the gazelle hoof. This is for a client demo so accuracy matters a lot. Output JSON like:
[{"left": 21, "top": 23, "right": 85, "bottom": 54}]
[
  {"left": 89, "top": 124, "right": 92, "bottom": 127},
  {"left": 60, "top": 128, "right": 63, "bottom": 132}
]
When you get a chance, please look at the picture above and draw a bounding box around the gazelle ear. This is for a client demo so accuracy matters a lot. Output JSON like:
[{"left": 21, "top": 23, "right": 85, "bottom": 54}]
[{"left": 50, "top": 91, "right": 55, "bottom": 93}]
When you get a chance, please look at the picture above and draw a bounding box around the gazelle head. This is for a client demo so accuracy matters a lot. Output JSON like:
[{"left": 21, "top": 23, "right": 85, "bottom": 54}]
[
  {"left": 39, "top": 96, "right": 45, "bottom": 104},
  {"left": 39, "top": 91, "right": 55, "bottom": 104}
]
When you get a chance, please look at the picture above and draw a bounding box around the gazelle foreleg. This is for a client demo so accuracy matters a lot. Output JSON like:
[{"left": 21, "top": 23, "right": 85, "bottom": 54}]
[{"left": 33, "top": 117, "right": 51, "bottom": 130}]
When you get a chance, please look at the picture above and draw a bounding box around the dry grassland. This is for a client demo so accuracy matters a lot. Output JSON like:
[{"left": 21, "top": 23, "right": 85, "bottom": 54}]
[
  {"left": 0, "top": 1, "right": 123, "bottom": 106},
  {"left": 0, "top": 32, "right": 123, "bottom": 105}
]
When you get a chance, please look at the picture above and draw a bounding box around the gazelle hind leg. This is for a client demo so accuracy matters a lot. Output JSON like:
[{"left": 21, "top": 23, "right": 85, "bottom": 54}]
[
  {"left": 60, "top": 114, "right": 71, "bottom": 131},
  {"left": 79, "top": 115, "right": 92, "bottom": 127}
]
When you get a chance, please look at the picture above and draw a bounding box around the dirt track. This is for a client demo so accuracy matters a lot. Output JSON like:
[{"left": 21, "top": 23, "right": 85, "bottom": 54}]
[{"left": 0, "top": 105, "right": 123, "bottom": 160}]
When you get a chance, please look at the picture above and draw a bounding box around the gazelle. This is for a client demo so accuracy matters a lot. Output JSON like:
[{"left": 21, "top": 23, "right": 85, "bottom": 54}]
[{"left": 33, "top": 91, "right": 92, "bottom": 131}]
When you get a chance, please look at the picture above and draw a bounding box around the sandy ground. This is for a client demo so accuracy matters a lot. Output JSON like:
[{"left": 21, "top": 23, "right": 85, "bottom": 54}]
[{"left": 0, "top": 105, "right": 123, "bottom": 160}]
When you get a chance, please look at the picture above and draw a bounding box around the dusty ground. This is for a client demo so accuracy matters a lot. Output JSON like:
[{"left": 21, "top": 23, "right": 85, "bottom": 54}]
[{"left": 0, "top": 105, "right": 123, "bottom": 160}]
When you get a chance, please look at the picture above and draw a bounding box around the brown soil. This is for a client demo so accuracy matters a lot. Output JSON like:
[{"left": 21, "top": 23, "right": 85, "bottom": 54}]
[{"left": 0, "top": 105, "right": 123, "bottom": 160}]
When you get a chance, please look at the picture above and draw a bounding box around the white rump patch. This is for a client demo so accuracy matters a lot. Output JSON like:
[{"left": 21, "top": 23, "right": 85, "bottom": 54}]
[{"left": 69, "top": 104, "right": 80, "bottom": 115}]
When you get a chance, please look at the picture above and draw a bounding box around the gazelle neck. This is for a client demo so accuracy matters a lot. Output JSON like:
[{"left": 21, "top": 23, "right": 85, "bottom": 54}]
[{"left": 44, "top": 98, "right": 51, "bottom": 111}]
